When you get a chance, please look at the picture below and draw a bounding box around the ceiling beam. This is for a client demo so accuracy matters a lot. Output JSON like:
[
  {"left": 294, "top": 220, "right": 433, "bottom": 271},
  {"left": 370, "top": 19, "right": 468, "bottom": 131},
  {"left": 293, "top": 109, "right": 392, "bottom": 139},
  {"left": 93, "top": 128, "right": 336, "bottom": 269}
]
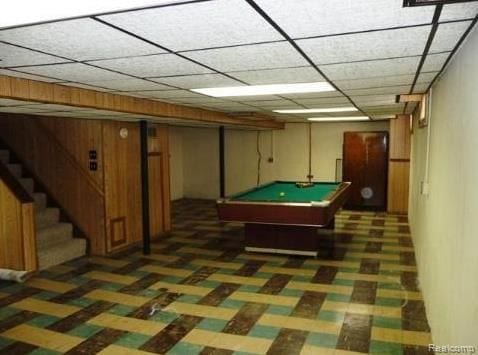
[{"left": 0, "top": 75, "right": 284, "bottom": 130}]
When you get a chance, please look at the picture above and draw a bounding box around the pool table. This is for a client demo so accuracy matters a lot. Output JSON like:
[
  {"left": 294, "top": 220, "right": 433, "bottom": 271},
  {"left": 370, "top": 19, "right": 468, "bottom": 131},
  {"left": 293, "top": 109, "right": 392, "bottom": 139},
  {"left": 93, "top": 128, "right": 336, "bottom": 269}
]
[{"left": 216, "top": 181, "right": 351, "bottom": 256}]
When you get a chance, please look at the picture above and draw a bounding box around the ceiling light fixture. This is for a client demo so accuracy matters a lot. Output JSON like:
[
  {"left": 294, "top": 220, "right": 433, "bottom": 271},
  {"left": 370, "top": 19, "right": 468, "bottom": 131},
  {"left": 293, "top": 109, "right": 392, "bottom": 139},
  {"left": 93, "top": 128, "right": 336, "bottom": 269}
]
[
  {"left": 274, "top": 107, "right": 358, "bottom": 114},
  {"left": 307, "top": 116, "right": 370, "bottom": 122},
  {"left": 192, "top": 82, "right": 335, "bottom": 97},
  {"left": 0, "top": 1, "right": 187, "bottom": 29}
]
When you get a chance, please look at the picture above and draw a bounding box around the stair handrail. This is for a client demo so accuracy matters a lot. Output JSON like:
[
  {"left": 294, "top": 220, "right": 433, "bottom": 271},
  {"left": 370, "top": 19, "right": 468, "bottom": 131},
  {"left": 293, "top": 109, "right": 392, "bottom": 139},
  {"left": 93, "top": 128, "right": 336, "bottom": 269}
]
[
  {"left": 33, "top": 120, "right": 105, "bottom": 197},
  {"left": 0, "top": 159, "right": 34, "bottom": 203}
]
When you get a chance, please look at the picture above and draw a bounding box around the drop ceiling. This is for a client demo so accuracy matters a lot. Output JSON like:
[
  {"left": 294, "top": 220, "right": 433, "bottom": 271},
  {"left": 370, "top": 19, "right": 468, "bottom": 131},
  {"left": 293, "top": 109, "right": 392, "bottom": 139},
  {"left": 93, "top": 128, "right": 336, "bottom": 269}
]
[{"left": 0, "top": 0, "right": 477, "bottom": 124}]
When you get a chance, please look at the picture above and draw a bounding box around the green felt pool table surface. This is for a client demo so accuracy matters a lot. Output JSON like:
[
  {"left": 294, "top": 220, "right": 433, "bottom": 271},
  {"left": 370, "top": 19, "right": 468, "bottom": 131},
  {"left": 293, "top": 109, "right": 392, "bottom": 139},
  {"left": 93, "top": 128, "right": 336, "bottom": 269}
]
[{"left": 232, "top": 181, "right": 341, "bottom": 203}]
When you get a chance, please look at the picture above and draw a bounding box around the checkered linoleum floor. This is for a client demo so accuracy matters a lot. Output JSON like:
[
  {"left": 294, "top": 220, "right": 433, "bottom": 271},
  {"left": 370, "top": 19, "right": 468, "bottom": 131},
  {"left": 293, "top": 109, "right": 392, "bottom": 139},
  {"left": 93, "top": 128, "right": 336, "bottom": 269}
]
[{"left": 0, "top": 199, "right": 432, "bottom": 354}]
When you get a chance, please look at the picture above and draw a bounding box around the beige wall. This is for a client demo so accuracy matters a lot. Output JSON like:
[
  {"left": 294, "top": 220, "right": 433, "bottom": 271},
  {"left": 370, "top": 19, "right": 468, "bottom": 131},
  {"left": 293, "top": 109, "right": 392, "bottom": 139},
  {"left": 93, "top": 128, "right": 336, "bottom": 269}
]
[
  {"left": 181, "top": 127, "right": 220, "bottom": 199},
  {"left": 170, "top": 121, "right": 388, "bottom": 199},
  {"left": 169, "top": 127, "right": 184, "bottom": 200},
  {"left": 409, "top": 26, "right": 478, "bottom": 347}
]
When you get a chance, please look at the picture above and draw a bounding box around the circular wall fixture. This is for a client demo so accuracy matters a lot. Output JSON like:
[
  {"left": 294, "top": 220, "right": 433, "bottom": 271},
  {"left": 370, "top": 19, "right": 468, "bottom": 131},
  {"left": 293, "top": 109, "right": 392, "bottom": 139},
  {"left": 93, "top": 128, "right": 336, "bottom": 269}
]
[
  {"left": 361, "top": 187, "right": 374, "bottom": 199},
  {"left": 119, "top": 127, "right": 129, "bottom": 139}
]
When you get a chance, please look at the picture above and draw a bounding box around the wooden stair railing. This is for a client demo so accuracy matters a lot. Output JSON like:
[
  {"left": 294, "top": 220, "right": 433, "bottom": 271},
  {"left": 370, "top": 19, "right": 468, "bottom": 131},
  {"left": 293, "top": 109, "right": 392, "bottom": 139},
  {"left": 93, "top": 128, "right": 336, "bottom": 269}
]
[{"left": 0, "top": 160, "right": 37, "bottom": 272}]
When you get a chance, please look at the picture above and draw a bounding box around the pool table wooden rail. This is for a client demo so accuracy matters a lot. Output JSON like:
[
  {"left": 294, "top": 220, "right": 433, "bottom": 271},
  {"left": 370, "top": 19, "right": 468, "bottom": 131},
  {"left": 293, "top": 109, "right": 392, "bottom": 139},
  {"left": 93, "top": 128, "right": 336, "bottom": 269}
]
[{"left": 216, "top": 181, "right": 351, "bottom": 227}]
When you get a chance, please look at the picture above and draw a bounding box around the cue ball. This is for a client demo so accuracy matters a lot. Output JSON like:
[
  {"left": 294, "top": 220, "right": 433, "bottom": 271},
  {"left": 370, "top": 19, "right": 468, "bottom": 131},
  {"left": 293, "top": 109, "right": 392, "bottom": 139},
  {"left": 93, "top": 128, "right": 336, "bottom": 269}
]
[{"left": 279, "top": 192, "right": 285, "bottom": 196}]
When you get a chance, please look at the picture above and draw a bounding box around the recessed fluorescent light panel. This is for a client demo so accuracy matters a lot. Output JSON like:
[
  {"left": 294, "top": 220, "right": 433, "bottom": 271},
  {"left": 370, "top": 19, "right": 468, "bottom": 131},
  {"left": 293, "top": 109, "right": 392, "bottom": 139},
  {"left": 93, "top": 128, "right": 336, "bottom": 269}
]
[
  {"left": 192, "top": 82, "right": 335, "bottom": 97},
  {"left": 274, "top": 107, "right": 358, "bottom": 114},
  {"left": 0, "top": 1, "right": 185, "bottom": 28},
  {"left": 307, "top": 116, "right": 370, "bottom": 122}
]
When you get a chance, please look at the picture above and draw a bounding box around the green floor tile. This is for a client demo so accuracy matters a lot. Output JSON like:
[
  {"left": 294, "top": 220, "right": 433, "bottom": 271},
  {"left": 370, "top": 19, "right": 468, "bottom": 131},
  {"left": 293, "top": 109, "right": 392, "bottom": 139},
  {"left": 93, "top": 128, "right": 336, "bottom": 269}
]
[
  {"left": 248, "top": 324, "right": 281, "bottom": 339},
  {"left": 168, "top": 341, "right": 203, "bottom": 355},
  {"left": 66, "top": 297, "right": 96, "bottom": 308},
  {"left": 306, "top": 332, "right": 338, "bottom": 348},
  {"left": 151, "top": 310, "right": 179, "bottom": 323},
  {"left": 238, "top": 285, "right": 261, "bottom": 293},
  {"left": 375, "top": 297, "right": 403, "bottom": 307},
  {"left": 326, "top": 293, "right": 351, "bottom": 302},
  {"left": 197, "top": 318, "right": 228, "bottom": 332},
  {"left": 266, "top": 304, "right": 292, "bottom": 316},
  {"left": 108, "top": 304, "right": 136, "bottom": 316},
  {"left": 370, "top": 340, "right": 403, "bottom": 355},
  {"left": 220, "top": 299, "right": 245, "bottom": 309},
  {"left": 0, "top": 336, "right": 14, "bottom": 350},
  {"left": 68, "top": 324, "right": 103, "bottom": 338},
  {"left": 377, "top": 282, "right": 402, "bottom": 290},
  {"left": 317, "top": 310, "right": 345, "bottom": 323},
  {"left": 0, "top": 306, "right": 21, "bottom": 321},
  {"left": 161, "top": 276, "right": 184, "bottom": 284},
  {"left": 373, "top": 316, "right": 402, "bottom": 329},
  {"left": 99, "top": 282, "right": 124, "bottom": 291},
  {"left": 177, "top": 294, "right": 202, "bottom": 304},
  {"left": 27, "top": 315, "right": 60, "bottom": 328},
  {"left": 115, "top": 332, "right": 151, "bottom": 349},
  {"left": 138, "top": 289, "right": 162, "bottom": 298}
]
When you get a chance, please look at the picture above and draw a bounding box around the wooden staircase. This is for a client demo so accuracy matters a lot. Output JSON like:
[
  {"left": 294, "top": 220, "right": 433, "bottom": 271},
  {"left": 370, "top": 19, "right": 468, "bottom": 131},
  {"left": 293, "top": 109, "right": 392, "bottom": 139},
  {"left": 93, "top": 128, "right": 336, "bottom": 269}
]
[{"left": 0, "top": 149, "right": 86, "bottom": 270}]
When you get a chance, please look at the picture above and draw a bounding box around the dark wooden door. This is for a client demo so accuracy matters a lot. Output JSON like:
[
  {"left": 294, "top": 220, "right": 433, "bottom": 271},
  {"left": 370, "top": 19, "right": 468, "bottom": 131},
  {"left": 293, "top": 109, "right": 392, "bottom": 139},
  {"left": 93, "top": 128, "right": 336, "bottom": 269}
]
[{"left": 343, "top": 131, "right": 388, "bottom": 210}]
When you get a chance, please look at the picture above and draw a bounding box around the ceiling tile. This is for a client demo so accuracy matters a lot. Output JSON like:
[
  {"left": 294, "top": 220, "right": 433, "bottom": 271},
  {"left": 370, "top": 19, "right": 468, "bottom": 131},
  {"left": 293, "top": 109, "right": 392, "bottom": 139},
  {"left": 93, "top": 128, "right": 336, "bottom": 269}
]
[
  {"left": 416, "top": 72, "right": 438, "bottom": 84},
  {"left": 297, "top": 26, "right": 430, "bottom": 64},
  {"left": 412, "top": 83, "right": 430, "bottom": 94},
  {"left": 239, "top": 99, "right": 300, "bottom": 107},
  {"left": 140, "top": 90, "right": 206, "bottom": 99},
  {"left": 61, "top": 82, "right": 116, "bottom": 92},
  {"left": 19, "top": 63, "right": 135, "bottom": 82},
  {"left": 90, "top": 54, "right": 213, "bottom": 77},
  {"left": 351, "top": 95, "right": 398, "bottom": 106},
  {"left": 0, "top": 42, "right": 68, "bottom": 67},
  {"left": 88, "top": 79, "right": 173, "bottom": 91},
  {"left": 228, "top": 95, "right": 283, "bottom": 101},
  {"left": 0, "top": 18, "right": 163, "bottom": 61},
  {"left": 166, "top": 97, "right": 230, "bottom": 104},
  {"left": 151, "top": 74, "right": 243, "bottom": 89},
  {"left": 227, "top": 67, "right": 324, "bottom": 85},
  {"left": 440, "top": 3, "right": 478, "bottom": 22},
  {"left": 292, "top": 96, "right": 351, "bottom": 106},
  {"left": 183, "top": 42, "right": 308, "bottom": 72},
  {"left": 335, "top": 74, "right": 417, "bottom": 90},
  {"left": 429, "top": 21, "right": 472, "bottom": 53},
  {"left": 0, "top": 69, "right": 64, "bottom": 83},
  {"left": 99, "top": 0, "right": 282, "bottom": 52},
  {"left": 345, "top": 85, "right": 412, "bottom": 96},
  {"left": 321, "top": 56, "right": 420, "bottom": 80},
  {"left": 254, "top": 0, "right": 434, "bottom": 38},
  {"left": 362, "top": 103, "right": 405, "bottom": 114},
  {"left": 422, "top": 52, "right": 450, "bottom": 72}
]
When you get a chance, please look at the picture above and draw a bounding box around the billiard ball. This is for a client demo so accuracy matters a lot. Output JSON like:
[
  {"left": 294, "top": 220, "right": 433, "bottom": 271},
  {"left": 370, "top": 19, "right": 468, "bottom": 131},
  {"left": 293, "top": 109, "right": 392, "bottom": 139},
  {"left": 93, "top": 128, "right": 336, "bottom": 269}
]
[{"left": 279, "top": 192, "right": 285, "bottom": 197}]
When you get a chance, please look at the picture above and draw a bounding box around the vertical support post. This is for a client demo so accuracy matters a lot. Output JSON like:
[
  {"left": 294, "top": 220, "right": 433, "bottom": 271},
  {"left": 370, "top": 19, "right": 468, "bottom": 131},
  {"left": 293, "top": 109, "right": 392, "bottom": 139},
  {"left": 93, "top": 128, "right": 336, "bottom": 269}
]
[
  {"left": 140, "top": 120, "right": 151, "bottom": 255},
  {"left": 219, "top": 126, "right": 225, "bottom": 198}
]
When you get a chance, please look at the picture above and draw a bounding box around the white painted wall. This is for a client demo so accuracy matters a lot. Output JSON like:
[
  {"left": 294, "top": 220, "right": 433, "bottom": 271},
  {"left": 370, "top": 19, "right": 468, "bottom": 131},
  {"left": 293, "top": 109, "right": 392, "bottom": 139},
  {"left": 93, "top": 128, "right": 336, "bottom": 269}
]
[{"left": 409, "top": 26, "right": 478, "bottom": 347}]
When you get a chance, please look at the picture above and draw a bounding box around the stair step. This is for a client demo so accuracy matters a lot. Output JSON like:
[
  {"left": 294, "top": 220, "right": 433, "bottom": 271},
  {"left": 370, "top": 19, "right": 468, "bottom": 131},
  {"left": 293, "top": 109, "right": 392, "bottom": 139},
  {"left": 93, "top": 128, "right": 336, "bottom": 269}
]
[
  {"left": 38, "top": 238, "right": 86, "bottom": 270},
  {"left": 37, "top": 223, "right": 73, "bottom": 249},
  {"left": 19, "top": 178, "right": 34, "bottom": 194},
  {"left": 6, "top": 163, "right": 22, "bottom": 178},
  {"left": 0, "top": 150, "right": 9, "bottom": 164},
  {"left": 33, "top": 192, "right": 47, "bottom": 211},
  {"left": 36, "top": 208, "right": 60, "bottom": 230}
]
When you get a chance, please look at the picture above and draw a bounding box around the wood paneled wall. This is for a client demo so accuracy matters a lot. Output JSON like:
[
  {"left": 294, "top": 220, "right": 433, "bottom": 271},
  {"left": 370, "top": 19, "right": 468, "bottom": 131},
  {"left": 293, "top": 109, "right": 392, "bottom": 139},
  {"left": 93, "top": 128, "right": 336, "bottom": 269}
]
[
  {"left": 148, "top": 124, "right": 171, "bottom": 238},
  {"left": 103, "top": 121, "right": 143, "bottom": 252},
  {"left": 0, "top": 113, "right": 172, "bottom": 255},
  {"left": 0, "top": 177, "right": 36, "bottom": 271},
  {"left": 387, "top": 115, "right": 411, "bottom": 214}
]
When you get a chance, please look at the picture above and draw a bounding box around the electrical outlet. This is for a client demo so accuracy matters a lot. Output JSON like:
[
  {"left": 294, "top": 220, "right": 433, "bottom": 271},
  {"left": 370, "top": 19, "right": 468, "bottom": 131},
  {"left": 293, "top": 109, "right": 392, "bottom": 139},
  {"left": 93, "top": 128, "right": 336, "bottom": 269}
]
[
  {"left": 420, "top": 181, "right": 430, "bottom": 195},
  {"left": 268, "top": 157, "right": 274, "bottom": 163}
]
